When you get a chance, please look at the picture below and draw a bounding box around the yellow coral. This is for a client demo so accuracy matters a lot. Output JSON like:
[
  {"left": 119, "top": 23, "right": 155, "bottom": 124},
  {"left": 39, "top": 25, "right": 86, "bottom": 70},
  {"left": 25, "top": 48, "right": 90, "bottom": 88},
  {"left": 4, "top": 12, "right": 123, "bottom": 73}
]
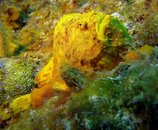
[
  {"left": 35, "top": 11, "right": 131, "bottom": 91},
  {"left": 139, "top": 45, "right": 153, "bottom": 55},
  {"left": 10, "top": 94, "right": 31, "bottom": 115}
]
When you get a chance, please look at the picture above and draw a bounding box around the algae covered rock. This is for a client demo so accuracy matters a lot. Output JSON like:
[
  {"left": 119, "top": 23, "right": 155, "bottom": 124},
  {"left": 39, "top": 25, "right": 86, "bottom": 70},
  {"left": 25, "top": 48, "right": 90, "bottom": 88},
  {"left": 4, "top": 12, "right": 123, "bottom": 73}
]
[
  {"left": 137, "top": 13, "right": 158, "bottom": 45},
  {"left": 0, "top": 58, "right": 35, "bottom": 104},
  {"left": 7, "top": 92, "right": 70, "bottom": 130},
  {"left": 35, "top": 11, "right": 132, "bottom": 92},
  {"left": 64, "top": 49, "right": 158, "bottom": 130},
  {"left": 7, "top": 48, "right": 158, "bottom": 130}
]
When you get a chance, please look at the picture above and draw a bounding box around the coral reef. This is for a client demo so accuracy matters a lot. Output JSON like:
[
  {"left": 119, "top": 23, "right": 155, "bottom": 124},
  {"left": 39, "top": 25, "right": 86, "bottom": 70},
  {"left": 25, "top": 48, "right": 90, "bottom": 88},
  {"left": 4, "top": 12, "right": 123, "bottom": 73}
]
[
  {"left": 0, "top": 0, "right": 158, "bottom": 129},
  {"left": 7, "top": 48, "right": 158, "bottom": 130}
]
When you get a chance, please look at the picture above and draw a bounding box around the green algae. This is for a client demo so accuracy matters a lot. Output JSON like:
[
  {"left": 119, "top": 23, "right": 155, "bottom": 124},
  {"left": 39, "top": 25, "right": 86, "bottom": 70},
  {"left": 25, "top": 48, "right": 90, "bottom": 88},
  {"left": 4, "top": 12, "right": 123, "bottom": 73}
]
[
  {"left": 0, "top": 58, "right": 35, "bottom": 104},
  {"left": 6, "top": 48, "right": 158, "bottom": 130},
  {"left": 67, "top": 48, "right": 158, "bottom": 130},
  {"left": 6, "top": 93, "right": 70, "bottom": 130},
  {"left": 60, "top": 64, "right": 87, "bottom": 90},
  {"left": 110, "top": 17, "right": 132, "bottom": 44}
]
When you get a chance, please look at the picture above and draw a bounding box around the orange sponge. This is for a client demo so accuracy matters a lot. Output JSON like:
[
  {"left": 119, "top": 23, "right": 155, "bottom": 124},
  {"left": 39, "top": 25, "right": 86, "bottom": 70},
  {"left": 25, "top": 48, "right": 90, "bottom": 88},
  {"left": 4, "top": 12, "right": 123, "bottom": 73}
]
[{"left": 31, "top": 84, "right": 52, "bottom": 108}]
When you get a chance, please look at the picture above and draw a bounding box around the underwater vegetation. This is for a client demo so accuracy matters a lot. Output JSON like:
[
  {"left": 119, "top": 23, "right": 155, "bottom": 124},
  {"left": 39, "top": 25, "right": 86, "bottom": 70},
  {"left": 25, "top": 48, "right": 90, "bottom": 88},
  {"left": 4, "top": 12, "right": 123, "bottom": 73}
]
[
  {"left": 0, "top": 58, "right": 35, "bottom": 124},
  {"left": 6, "top": 48, "right": 158, "bottom": 130},
  {"left": 0, "top": 0, "right": 158, "bottom": 129},
  {"left": 66, "top": 49, "right": 158, "bottom": 130},
  {"left": 136, "top": 13, "right": 158, "bottom": 45},
  {"left": 0, "top": 21, "right": 18, "bottom": 57},
  {"left": 0, "top": 58, "right": 35, "bottom": 104}
]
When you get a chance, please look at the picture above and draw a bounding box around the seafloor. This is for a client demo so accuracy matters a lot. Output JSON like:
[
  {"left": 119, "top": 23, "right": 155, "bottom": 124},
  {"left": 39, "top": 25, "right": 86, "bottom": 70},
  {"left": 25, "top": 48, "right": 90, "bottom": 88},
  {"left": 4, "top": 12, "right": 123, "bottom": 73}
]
[{"left": 0, "top": 0, "right": 158, "bottom": 130}]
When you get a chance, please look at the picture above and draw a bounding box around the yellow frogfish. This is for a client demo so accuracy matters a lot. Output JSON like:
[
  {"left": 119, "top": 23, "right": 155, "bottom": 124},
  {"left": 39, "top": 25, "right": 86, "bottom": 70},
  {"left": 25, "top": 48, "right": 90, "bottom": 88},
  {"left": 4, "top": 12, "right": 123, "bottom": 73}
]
[{"left": 32, "top": 11, "right": 132, "bottom": 107}]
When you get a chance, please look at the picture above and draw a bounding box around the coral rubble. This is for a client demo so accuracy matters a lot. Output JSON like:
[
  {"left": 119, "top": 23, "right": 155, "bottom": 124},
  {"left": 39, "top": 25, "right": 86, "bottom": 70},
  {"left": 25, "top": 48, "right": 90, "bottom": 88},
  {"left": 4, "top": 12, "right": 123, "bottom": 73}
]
[{"left": 0, "top": 0, "right": 157, "bottom": 130}]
